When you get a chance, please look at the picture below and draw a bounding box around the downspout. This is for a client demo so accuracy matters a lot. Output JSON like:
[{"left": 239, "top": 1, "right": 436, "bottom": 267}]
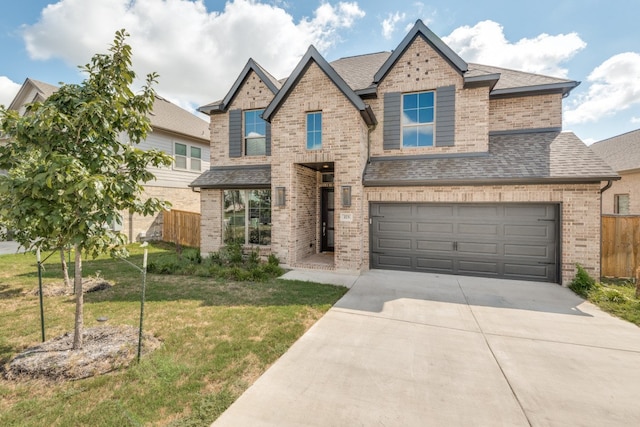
[{"left": 599, "top": 180, "right": 613, "bottom": 280}]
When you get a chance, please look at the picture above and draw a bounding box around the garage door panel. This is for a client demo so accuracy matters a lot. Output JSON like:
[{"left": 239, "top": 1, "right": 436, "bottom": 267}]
[
  {"left": 378, "top": 221, "right": 412, "bottom": 232},
  {"left": 504, "top": 244, "right": 550, "bottom": 258},
  {"left": 416, "top": 205, "right": 454, "bottom": 216},
  {"left": 416, "top": 239, "right": 454, "bottom": 252},
  {"left": 371, "top": 203, "right": 559, "bottom": 283},
  {"left": 504, "top": 224, "right": 553, "bottom": 239},
  {"left": 416, "top": 257, "right": 454, "bottom": 271},
  {"left": 457, "top": 242, "right": 498, "bottom": 255},
  {"left": 377, "top": 238, "right": 412, "bottom": 250},
  {"left": 457, "top": 223, "right": 499, "bottom": 236},
  {"left": 504, "top": 263, "right": 551, "bottom": 279},
  {"left": 375, "top": 254, "right": 412, "bottom": 268},
  {"left": 458, "top": 260, "right": 499, "bottom": 274},
  {"left": 378, "top": 204, "right": 412, "bottom": 216},
  {"left": 416, "top": 222, "right": 454, "bottom": 233}
]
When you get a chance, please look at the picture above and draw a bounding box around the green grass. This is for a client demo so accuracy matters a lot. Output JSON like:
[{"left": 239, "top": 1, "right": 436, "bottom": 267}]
[
  {"left": 0, "top": 242, "right": 348, "bottom": 426},
  {"left": 587, "top": 279, "right": 640, "bottom": 326}
]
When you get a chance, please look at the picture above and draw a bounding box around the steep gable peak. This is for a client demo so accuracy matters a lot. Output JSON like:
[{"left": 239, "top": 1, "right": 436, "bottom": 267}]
[
  {"left": 374, "top": 19, "right": 468, "bottom": 84},
  {"left": 198, "top": 58, "right": 280, "bottom": 114},
  {"left": 263, "top": 45, "right": 376, "bottom": 126}
]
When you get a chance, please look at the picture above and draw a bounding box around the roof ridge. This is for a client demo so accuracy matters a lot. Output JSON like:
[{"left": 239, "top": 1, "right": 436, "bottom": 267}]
[
  {"left": 468, "top": 63, "right": 574, "bottom": 82},
  {"left": 331, "top": 51, "right": 391, "bottom": 61},
  {"left": 593, "top": 128, "right": 640, "bottom": 145}
]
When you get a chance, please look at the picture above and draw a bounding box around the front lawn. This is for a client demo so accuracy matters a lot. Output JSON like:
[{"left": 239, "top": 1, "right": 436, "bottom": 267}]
[{"left": 0, "top": 243, "right": 348, "bottom": 426}]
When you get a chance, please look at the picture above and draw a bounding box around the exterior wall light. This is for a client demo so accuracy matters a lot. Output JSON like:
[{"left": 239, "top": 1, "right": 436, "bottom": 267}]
[
  {"left": 275, "top": 187, "right": 286, "bottom": 206},
  {"left": 341, "top": 185, "right": 351, "bottom": 207}
]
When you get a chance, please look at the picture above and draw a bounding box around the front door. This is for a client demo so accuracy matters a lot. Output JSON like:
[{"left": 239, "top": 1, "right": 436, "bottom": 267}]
[{"left": 321, "top": 188, "right": 335, "bottom": 252}]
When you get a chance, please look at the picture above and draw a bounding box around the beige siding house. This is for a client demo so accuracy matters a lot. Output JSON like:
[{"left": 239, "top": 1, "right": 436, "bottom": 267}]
[
  {"left": 193, "top": 20, "right": 616, "bottom": 284},
  {"left": 590, "top": 129, "right": 640, "bottom": 215},
  {"left": 7, "top": 78, "right": 210, "bottom": 241}
]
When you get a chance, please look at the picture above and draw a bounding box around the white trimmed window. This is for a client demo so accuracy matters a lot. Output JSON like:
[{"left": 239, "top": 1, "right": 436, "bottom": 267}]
[{"left": 174, "top": 142, "right": 202, "bottom": 172}]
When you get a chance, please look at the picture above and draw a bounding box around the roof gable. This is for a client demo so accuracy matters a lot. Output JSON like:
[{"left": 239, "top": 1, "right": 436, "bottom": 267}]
[
  {"left": 263, "top": 45, "right": 376, "bottom": 126},
  {"left": 199, "top": 58, "right": 280, "bottom": 114},
  {"left": 591, "top": 128, "right": 640, "bottom": 172},
  {"left": 7, "top": 78, "right": 59, "bottom": 111},
  {"left": 374, "top": 19, "right": 468, "bottom": 84}
]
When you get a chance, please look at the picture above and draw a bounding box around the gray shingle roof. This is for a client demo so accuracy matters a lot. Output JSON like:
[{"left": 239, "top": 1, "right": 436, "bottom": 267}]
[
  {"left": 190, "top": 165, "right": 271, "bottom": 189},
  {"left": 150, "top": 95, "right": 209, "bottom": 141},
  {"left": 363, "top": 131, "right": 618, "bottom": 186},
  {"left": 590, "top": 129, "right": 640, "bottom": 172},
  {"left": 330, "top": 52, "right": 390, "bottom": 92},
  {"left": 9, "top": 78, "right": 208, "bottom": 142}
]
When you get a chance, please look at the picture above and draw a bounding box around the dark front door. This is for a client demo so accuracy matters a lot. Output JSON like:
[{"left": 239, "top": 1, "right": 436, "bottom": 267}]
[{"left": 321, "top": 188, "right": 335, "bottom": 252}]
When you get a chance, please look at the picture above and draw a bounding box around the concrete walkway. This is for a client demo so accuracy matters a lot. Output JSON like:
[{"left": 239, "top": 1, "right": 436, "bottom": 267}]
[{"left": 213, "top": 270, "right": 640, "bottom": 426}]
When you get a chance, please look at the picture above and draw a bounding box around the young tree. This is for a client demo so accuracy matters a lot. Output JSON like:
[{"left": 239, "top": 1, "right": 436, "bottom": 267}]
[{"left": 0, "top": 30, "right": 173, "bottom": 349}]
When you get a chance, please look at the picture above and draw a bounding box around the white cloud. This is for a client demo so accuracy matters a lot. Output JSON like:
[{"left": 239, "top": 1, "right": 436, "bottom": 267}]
[
  {"left": 21, "top": 0, "right": 365, "bottom": 108},
  {"left": 0, "top": 77, "right": 22, "bottom": 107},
  {"left": 565, "top": 52, "right": 640, "bottom": 125},
  {"left": 381, "top": 12, "right": 406, "bottom": 40},
  {"left": 631, "top": 116, "right": 640, "bottom": 124},
  {"left": 443, "top": 20, "right": 586, "bottom": 78}
]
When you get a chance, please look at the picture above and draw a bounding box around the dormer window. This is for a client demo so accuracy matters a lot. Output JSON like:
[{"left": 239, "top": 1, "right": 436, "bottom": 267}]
[{"left": 402, "top": 91, "right": 434, "bottom": 147}]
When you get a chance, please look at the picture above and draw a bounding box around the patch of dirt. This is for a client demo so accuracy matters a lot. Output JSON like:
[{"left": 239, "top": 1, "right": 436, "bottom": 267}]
[
  {"left": 27, "top": 278, "right": 113, "bottom": 297},
  {"left": 4, "top": 325, "right": 161, "bottom": 381}
]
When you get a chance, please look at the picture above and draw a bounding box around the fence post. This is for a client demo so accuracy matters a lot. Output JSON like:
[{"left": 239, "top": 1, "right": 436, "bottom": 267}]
[{"left": 635, "top": 266, "right": 640, "bottom": 299}]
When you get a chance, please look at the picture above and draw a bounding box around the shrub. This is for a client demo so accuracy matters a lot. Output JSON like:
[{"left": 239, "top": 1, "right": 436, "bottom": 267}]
[
  {"left": 267, "top": 253, "right": 279, "bottom": 266},
  {"left": 569, "top": 264, "right": 597, "bottom": 297},
  {"left": 183, "top": 248, "right": 202, "bottom": 264}
]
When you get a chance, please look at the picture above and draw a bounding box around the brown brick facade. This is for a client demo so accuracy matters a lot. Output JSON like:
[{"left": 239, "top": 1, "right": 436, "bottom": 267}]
[{"left": 197, "top": 24, "right": 604, "bottom": 285}]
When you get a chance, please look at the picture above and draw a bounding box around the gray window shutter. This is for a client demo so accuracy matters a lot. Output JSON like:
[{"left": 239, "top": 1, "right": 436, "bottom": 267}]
[
  {"left": 435, "top": 85, "right": 455, "bottom": 147},
  {"left": 383, "top": 92, "right": 401, "bottom": 150},
  {"left": 229, "top": 109, "right": 242, "bottom": 157},
  {"left": 265, "top": 121, "right": 271, "bottom": 156}
]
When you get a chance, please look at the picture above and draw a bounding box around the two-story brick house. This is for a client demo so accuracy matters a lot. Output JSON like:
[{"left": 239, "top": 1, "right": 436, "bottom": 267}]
[{"left": 192, "top": 20, "right": 617, "bottom": 284}]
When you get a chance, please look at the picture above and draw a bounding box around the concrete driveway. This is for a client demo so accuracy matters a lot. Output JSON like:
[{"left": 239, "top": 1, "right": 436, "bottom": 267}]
[
  {"left": 213, "top": 270, "right": 640, "bottom": 427},
  {"left": 0, "top": 240, "right": 25, "bottom": 255}
]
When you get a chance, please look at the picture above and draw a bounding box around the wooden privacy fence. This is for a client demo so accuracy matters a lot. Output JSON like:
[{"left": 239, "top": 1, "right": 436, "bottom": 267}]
[
  {"left": 601, "top": 215, "right": 640, "bottom": 278},
  {"left": 162, "top": 209, "right": 201, "bottom": 248}
]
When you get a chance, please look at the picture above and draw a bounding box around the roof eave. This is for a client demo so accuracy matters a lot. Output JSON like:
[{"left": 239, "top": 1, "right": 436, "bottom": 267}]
[
  {"left": 363, "top": 176, "right": 620, "bottom": 187},
  {"left": 490, "top": 81, "right": 580, "bottom": 98},
  {"left": 463, "top": 73, "right": 501, "bottom": 90}
]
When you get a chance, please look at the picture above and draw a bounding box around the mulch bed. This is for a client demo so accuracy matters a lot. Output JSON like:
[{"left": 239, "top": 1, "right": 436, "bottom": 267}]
[
  {"left": 4, "top": 325, "right": 161, "bottom": 381},
  {"left": 27, "top": 277, "right": 113, "bottom": 297}
]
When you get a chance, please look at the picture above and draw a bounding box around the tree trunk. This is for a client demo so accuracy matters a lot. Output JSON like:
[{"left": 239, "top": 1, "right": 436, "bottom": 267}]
[
  {"left": 72, "top": 245, "right": 83, "bottom": 349},
  {"left": 60, "top": 248, "right": 71, "bottom": 291}
]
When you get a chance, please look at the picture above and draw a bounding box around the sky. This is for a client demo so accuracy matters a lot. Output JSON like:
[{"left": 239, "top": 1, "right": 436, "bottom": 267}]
[{"left": 1, "top": 0, "right": 639, "bottom": 144}]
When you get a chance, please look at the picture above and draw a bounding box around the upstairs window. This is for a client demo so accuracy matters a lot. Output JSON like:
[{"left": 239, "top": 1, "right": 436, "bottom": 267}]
[
  {"left": 402, "top": 91, "right": 434, "bottom": 147},
  {"left": 306, "top": 112, "right": 322, "bottom": 150},
  {"left": 244, "top": 110, "right": 266, "bottom": 156},
  {"left": 174, "top": 142, "right": 202, "bottom": 171},
  {"left": 614, "top": 194, "right": 630, "bottom": 214}
]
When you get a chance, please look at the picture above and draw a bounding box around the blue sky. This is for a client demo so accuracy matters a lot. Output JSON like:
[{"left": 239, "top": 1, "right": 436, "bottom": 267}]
[{"left": 1, "top": 0, "right": 639, "bottom": 143}]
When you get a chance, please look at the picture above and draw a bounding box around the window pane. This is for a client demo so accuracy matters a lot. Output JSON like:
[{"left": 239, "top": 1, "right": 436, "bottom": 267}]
[
  {"left": 190, "top": 146, "right": 201, "bottom": 159},
  {"left": 404, "top": 93, "right": 418, "bottom": 109},
  {"left": 175, "top": 143, "right": 186, "bottom": 156},
  {"left": 224, "top": 189, "right": 271, "bottom": 245},
  {"left": 307, "top": 112, "right": 322, "bottom": 150},
  {"left": 246, "top": 137, "right": 266, "bottom": 156},
  {"left": 245, "top": 110, "right": 266, "bottom": 138},
  {"left": 190, "top": 158, "right": 201, "bottom": 171},
  {"left": 418, "top": 92, "right": 434, "bottom": 108},
  {"left": 416, "top": 125, "right": 434, "bottom": 146},
  {"left": 419, "top": 107, "right": 434, "bottom": 123},
  {"left": 403, "top": 109, "right": 418, "bottom": 125},
  {"left": 402, "top": 127, "right": 418, "bottom": 147},
  {"left": 174, "top": 155, "right": 187, "bottom": 169}
]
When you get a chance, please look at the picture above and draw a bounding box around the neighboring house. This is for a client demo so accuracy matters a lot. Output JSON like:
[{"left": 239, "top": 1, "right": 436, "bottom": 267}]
[
  {"left": 590, "top": 129, "right": 640, "bottom": 215},
  {"left": 6, "top": 78, "right": 210, "bottom": 241},
  {"left": 192, "top": 20, "right": 616, "bottom": 284}
]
